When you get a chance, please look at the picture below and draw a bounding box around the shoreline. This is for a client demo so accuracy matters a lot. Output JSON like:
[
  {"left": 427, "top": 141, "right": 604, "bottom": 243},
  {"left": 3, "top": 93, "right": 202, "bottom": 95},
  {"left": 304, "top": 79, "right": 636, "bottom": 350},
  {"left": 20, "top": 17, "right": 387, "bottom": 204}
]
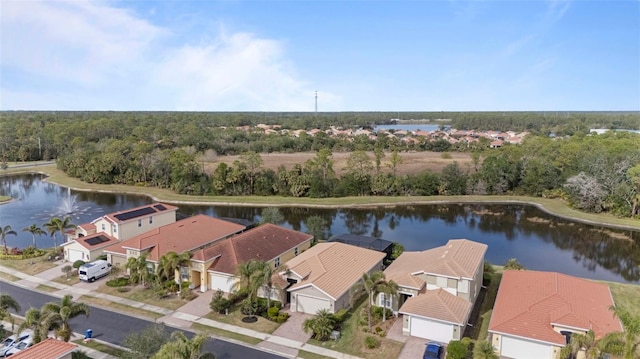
[{"left": 2, "top": 166, "right": 639, "bottom": 232}]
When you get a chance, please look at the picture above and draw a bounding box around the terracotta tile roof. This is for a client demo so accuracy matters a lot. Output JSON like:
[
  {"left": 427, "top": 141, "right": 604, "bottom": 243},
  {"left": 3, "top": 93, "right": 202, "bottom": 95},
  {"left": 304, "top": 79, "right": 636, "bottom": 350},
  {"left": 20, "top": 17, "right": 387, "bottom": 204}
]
[
  {"left": 103, "top": 215, "right": 245, "bottom": 261},
  {"left": 488, "top": 270, "right": 622, "bottom": 345},
  {"left": 10, "top": 337, "right": 77, "bottom": 359},
  {"left": 399, "top": 288, "right": 473, "bottom": 325},
  {"left": 74, "top": 233, "right": 119, "bottom": 250},
  {"left": 101, "top": 203, "right": 178, "bottom": 224},
  {"left": 286, "top": 242, "right": 385, "bottom": 300},
  {"left": 78, "top": 223, "right": 96, "bottom": 232},
  {"left": 384, "top": 239, "right": 487, "bottom": 289},
  {"left": 199, "top": 223, "right": 313, "bottom": 274}
]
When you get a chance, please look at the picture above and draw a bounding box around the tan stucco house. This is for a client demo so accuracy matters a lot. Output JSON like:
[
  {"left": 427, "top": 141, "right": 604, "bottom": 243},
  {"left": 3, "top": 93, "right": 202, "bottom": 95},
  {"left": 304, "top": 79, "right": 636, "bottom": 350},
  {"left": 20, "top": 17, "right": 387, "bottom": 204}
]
[
  {"left": 281, "top": 242, "right": 386, "bottom": 315},
  {"left": 488, "top": 270, "right": 622, "bottom": 359},
  {"left": 62, "top": 203, "right": 178, "bottom": 262},
  {"left": 383, "top": 239, "right": 487, "bottom": 343}
]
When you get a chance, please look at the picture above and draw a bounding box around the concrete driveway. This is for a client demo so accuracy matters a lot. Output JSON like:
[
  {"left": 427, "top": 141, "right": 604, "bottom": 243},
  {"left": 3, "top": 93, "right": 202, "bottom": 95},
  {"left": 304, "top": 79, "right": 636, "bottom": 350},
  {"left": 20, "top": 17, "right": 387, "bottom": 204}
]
[{"left": 271, "top": 312, "right": 312, "bottom": 343}]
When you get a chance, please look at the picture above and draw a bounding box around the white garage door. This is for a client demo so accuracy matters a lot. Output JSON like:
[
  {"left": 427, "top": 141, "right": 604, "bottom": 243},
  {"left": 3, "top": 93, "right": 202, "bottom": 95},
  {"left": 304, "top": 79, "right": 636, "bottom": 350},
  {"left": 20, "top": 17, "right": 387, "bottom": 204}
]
[
  {"left": 210, "top": 274, "right": 236, "bottom": 293},
  {"left": 501, "top": 336, "right": 552, "bottom": 359},
  {"left": 409, "top": 316, "right": 453, "bottom": 343},
  {"left": 296, "top": 294, "right": 330, "bottom": 314},
  {"left": 68, "top": 249, "right": 84, "bottom": 262}
]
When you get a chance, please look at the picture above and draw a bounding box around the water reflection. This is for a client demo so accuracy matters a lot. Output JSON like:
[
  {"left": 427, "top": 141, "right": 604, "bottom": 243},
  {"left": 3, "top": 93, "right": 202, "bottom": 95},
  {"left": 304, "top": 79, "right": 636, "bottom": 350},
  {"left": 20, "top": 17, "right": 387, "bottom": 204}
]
[{"left": 0, "top": 174, "right": 639, "bottom": 284}]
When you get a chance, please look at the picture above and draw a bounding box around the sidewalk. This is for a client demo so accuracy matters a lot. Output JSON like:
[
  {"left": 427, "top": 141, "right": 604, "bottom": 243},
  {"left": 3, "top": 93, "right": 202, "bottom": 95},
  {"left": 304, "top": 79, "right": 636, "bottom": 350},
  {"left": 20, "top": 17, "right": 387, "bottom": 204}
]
[{"left": 0, "top": 264, "right": 362, "bottom": 359}]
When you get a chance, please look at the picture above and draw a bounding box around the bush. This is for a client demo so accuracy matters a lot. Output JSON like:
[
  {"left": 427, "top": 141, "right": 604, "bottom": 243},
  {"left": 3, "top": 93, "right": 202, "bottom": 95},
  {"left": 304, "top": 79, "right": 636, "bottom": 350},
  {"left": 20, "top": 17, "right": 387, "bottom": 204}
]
[
  {"left": 106, "top": 277, "right": 130, "bottom": 287},
  {"left": 72, "top": 260, "right": 86, "bottom": 269},
  {"left": 116, "top": 287, "right": 130, "bottom": 293},
  {"left": 267, "top": 306, "right": 280, "bottom": 320},
  {"left": 228, "top": 288, "right": 248, "bottom": 305},
  {"left": 446, "top": 340, "right": 470, "bottom": 359},
  {"left": 332, "top": 308, "right": 349, "bottom": 323},
  {"left": 276, "top": 313, "right": 289, "bottom": 323},
  {"left": 371, "top": 306, "right": 393, "bottom": 321},
  {"left": 210, "top": 290, "right": 232, "bottom": 314},
  {"left": 163, "top": 280, "right": 179, "bottom": 293},
  {"left": 364, "top": 336, "right": 379, "bottom": 349},
  {"left": 21, "top": 247, "right": 46, "bottom": 259},
  {"left": 97, "top": 254, "right": 107, "bottom": 261}
]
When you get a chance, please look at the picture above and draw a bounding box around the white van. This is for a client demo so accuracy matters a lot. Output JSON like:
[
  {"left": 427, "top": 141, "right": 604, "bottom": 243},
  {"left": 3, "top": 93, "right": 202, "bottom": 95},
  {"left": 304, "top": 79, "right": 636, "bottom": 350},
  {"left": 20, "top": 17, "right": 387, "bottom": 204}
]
[{"left": 78, "top": 259, "right": 112, "bottom": 282}]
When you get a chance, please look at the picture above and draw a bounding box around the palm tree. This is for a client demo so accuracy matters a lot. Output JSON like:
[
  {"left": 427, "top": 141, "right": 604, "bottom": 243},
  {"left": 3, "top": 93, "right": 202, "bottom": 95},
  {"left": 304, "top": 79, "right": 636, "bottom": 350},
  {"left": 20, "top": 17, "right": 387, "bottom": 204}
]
[
  {"left": 156, "top": 251, "right": 191, "bottom": 283},
  {"left": 473, "top": 340, "right": 498, "bottom": 359},
  {"left": 254, "top": 261, "right": 288, "bottom": 309},
  {"left": 351, "top": 270, "right": 387, "bottom": 331},
  {"left": 0, "top": 225, "right": 17, "bottom": 254},
  {"left": 378, "top": 277, "right": 398, "bottom": 322},
  {"left": 16, "top": 308, "right": 48, "bottom": 344},
  {"left": 152, "top": 331, "right": 214, "bottom": 359},
  {"left": 558, "top": 330, "right": 605, "bottom": 359},
  {"left": 602, "top": 306, "right": 640, "bottom": 359},
  {"left": 22, "top": 224, "right": 44, "bottom": 249},
  {"left": 303, "top": 309, "right": 336, "bottom": 341},
  {"left": 43, "top": 216, "right": 76, "bottom": 249},
  {"left": 232, "top": 259, "right": 266, "bottom": 318},
  {"left": 127, "top": 254, "right": 151, "bottom": 287},
  {"left": 0, "top": 294, "right": 21, "bottom": 330},
  {"left": 41, "top": 294, "right": 90, "bottom": 342}
]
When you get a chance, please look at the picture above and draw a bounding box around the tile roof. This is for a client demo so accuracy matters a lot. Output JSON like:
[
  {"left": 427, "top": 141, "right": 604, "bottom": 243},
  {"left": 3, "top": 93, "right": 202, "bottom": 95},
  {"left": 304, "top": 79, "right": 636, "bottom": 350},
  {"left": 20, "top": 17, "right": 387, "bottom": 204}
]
[
  {"left": 78, "top": 223, "right": 96, "bottom": 232},
  {"left": 10, "top": 337, "right": 77, "bottom": 359},
  {"left": 488, "top": 270, "right": 622, "bottom": 345},
  {"left": 286, "top": 242, "right": 385, "bottom": 300},
  {"left": 399, "top": 288, "right": 473, "bottom": 325},
  {"left": 103, "top": 215, "right": 245, "bottom": 261},
  {"left": 384, "top": 239, "right": 487, "bottom": 289},
  {"left": 195, "top": 223, "right": 313, "bottom": 274},
  {"left": 101, "top": 203, "right": 178, "bottom": 224}
]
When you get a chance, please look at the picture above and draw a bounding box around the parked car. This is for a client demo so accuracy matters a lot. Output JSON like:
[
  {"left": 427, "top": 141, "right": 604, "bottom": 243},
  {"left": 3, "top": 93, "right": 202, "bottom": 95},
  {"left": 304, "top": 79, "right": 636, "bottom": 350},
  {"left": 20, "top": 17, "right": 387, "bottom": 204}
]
[
  {"left": 0, "top": 334, "right": 30, "bottom": 357},
  {"left": 3, "top": 337, "right": 34, "bottom": 357},
  {"left": 423, "top": 342, "right": 443, "bottom": 359}
]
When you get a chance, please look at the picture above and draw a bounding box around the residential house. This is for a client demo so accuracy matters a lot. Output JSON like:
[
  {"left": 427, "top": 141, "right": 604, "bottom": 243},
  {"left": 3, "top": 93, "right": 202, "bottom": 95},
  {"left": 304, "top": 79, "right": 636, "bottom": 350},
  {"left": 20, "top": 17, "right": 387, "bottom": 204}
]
[
  {"left": 191, "top": 223, "right": 313, "bottom": 295},
  {"left": 383, "top": 239, "right": 487, "bottom": 343},
  {"left": 488, "top": 270, "right": 622, "bottom": 359},
  {"left": 62, "top": 203, "right": 178, "bottom": 262},
  {"left": 10, "top": 338, "right": 77, "bottom": 359},
  {"left": 103, "top": 214, "right": 246, "bottom": 291},
  {"left": 328, "top": 233, "right": 393, "bottom": 262},
  {"left": 281, "top": 242, "right": 386, "bottom": 315}
]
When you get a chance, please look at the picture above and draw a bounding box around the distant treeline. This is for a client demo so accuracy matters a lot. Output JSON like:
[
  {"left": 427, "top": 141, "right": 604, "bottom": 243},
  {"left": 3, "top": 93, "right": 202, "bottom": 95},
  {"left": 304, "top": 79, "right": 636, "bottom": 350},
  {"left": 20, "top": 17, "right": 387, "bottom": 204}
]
[{"left": 1, "top": 111, "right": 639, "bottom": 218}]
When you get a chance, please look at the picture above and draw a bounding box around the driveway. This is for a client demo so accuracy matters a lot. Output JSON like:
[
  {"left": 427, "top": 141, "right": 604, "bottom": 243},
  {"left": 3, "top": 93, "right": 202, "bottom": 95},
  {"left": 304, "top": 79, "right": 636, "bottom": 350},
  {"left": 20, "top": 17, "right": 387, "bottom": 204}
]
[{"left": 271, "top": 312, "right": 312, "bottom": 343}]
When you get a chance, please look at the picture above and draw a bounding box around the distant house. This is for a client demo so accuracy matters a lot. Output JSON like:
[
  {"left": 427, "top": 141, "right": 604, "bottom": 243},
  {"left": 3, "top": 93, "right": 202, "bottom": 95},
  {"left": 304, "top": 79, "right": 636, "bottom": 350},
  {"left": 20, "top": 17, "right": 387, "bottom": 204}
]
[
  {"left": 63, "top": 203, "right": 178, "bottom": 262},
  {"left": 281, "top": 242, "right": 385, "bottom": 314},
  {"left": 10, "top": 337, "right": 77, "bottom": 359},
  {"left": 488, "top": 270, "right": 623, "bottom": 359},
  {"left": 329, "top": 234, "right": 393, "bottom": 262},
  {"left": 383, "top": 239, "right": 487, "bottom": 343}
]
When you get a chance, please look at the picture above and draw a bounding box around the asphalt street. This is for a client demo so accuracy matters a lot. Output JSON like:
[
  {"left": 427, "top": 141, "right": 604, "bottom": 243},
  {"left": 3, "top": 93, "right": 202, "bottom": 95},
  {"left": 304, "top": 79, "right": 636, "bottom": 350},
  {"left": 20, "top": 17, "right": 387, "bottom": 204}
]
[{"left": 0, "top": 282, "right": 284, "bottom": 359}]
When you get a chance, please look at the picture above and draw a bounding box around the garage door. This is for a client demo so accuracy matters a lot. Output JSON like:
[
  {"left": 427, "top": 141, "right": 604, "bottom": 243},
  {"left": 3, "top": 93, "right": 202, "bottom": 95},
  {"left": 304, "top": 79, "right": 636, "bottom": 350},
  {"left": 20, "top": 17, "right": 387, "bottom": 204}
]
[
  {"left": 409, "top": 316, "right": 453, "bottom": 343},
  {"left": 68, "top": 249, "right": 84, "bottom": 262},
  {"left": 501, "top": 336, "right": 552, "bottom": 359},
  {"left": 210, "top": 274, "right": 236, "bottom": 293},
  {"left": 296, "top": 294, "right": 330, "bottom": 314}
]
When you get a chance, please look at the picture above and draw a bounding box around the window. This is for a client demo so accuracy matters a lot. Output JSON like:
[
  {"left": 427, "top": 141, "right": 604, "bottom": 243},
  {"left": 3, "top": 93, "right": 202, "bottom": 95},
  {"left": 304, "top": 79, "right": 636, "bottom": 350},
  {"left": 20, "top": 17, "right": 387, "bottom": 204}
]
[
  {"left": 294, "top": 247, "right": 299, "bottom": 256},
  {"left": 379, "top": 294, "right": 392, "bottom": 308},
  {"left": 138, "top": 219, "right": 142, "bottom": 227},
  {"left": 101, "top": 223, "right": 105, "bottom": 231},
  {"left": 112, "top": 224, "right": 117, "bottom": 233},
  {"left": 274, "top": 257, "right": 281, "bottom": 268},
  {"left": 149, "top": 216, "right": 153, "bottom": 224},
  {"left": 179, "top": 266, "right": 189, "bottom": 281}
]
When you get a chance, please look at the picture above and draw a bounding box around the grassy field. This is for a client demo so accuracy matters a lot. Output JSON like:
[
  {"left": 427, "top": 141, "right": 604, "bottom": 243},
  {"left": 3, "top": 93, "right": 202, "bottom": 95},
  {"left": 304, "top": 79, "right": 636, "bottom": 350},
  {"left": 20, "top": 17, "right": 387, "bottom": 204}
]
[
  {"left": 0, "top": 256, "right": 58, "bottom": 275},
  {"left": 95, "top": 282, "right": 191, "bottom": 311},
  {"left": 53, "top": 274, "right": 81, "bottom": 285},
  {"left": 607, "top": 281, "right": 640, "bottom": 318}
]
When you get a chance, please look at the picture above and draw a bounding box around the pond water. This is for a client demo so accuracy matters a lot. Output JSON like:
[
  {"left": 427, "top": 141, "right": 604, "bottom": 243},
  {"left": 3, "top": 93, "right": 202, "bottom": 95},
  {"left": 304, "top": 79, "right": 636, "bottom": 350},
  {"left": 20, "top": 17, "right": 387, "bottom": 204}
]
[{"left": 1, "top": 174, "right": 639, "bottom": 284}]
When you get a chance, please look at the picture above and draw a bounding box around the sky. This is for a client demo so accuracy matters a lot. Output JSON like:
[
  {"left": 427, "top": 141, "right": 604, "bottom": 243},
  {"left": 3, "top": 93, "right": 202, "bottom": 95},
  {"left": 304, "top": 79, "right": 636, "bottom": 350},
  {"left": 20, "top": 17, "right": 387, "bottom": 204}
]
[{"left": 1, "top": 0, "right": 639, "bottom": 112}]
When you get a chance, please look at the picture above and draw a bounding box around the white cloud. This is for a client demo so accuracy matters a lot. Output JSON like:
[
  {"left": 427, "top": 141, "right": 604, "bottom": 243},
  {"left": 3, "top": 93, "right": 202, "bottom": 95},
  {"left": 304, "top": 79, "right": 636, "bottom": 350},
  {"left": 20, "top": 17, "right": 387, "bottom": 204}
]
[{"left": 0, "top": 0, "right": 333, "bottom": 111}]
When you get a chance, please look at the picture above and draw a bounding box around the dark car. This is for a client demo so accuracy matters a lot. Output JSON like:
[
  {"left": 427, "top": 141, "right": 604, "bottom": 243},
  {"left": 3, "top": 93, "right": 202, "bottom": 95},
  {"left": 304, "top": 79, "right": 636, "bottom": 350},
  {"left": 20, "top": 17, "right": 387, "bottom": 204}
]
[{"left": 423, "top": 342, "right": 443, "bottom": 359}]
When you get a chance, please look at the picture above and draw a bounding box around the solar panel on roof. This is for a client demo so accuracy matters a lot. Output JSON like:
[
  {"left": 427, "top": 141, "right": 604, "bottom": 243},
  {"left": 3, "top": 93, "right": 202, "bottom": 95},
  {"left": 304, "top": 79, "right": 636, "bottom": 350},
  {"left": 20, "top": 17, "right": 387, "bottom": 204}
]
[
  {"left": 85, "top": 235, "right": 110, "bottom": 246},
  {"left": 154, "top": 204, "right": 167, "bottom": 211},
  {"left": 113, "top": 206, "right": 156, "bottom": 221}
]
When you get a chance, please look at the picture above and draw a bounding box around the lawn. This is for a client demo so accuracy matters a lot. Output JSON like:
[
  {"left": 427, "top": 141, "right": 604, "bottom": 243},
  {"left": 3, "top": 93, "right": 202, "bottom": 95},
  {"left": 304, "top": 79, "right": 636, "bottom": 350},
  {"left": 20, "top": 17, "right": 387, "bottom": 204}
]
[
  {"left": 95, "top": 282, "right": 190, "bottom": 311},
  {"left": 35, "top": 284, "right": 59, "bottom": 293},
  {"left": 607, "top": 281, "right": 640, "bottom": 318},
  {"left": 78, "top": 295, "right": 164, "bottom": 320},
  {"left": 464, "top": 271, "right": 502, "bottom": 341},
  {"left": 73, "top": 338, "right": 127, "bottom": 357},
  {"left": 52, "top": 274, "right": 81, "bottom": 285},
  {"left": 307, "top": 298, "right": 404, "bottom": 359},
  {"left": 0, "top": 272, "right": 20, "bottom": 282},
  {"left": 297, "top": 350, "right": 335, "bottom": 359},
  {"left": 0, "top": 256, "right": 57, "bottom": 275},
  {"left": 204, "top": 305, "right": 280, "bottom": 334},
  {"left": 192, "top": 323, "right": 263, "bottom": 345}
]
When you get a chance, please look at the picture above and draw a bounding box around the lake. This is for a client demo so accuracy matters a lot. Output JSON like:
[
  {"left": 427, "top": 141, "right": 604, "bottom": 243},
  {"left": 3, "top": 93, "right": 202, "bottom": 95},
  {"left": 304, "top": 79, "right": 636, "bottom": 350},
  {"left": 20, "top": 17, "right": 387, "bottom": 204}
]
[{"left": 1, "top": 174, "right": 639, "bottom": 284}]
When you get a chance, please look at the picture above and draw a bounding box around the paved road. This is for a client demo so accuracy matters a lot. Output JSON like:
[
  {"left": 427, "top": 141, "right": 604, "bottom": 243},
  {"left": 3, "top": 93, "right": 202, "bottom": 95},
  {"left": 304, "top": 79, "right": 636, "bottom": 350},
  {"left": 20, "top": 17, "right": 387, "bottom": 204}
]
[
  {"left": 1, "top": 282, "right": 284, "bottom": 359},
  {"left": 5, "top": 161, "right": 55, "bottom": 169}
]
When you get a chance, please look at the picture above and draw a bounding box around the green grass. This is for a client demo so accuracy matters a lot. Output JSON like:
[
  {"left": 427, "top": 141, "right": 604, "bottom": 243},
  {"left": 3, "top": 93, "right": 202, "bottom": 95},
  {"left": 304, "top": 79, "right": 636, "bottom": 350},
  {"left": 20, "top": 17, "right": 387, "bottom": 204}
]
[
  {"left": 192, "top": 322, "right": 263, "bottom": 345},
  {"left": 0, "top": 195, "right": 10, "bottom": 203},
  {"left": 73, "top": 339, "right": 127, "bottom": 357},
  {"left": 35, "top": 284, "right": 59, "bottom": 293},
  {"left": 95, "top": 284, "right": 188, "bottom": 310},
  {"left": 78, "top": 295, "right": 164, "bottom": 320},
  {"left": 0, "top": 256, "right": 58, "bottom": 275},
  {"left": 0, "top": 272, "right": 21, "bottom": 282},
  {"left": 606, "top": 281, "right": 640, "bottom": 318},
  {"left": 297, "top": 350, "right": 335, "bottom": 359},
  {"left": 203, "top": 304, "right": 280, "bottom": 334},
  {"left": 466, "top": 272, "right": 502, "bottom": 341},
  {"left": 4, "top": 164, "right": 639, "bottom": 231}
]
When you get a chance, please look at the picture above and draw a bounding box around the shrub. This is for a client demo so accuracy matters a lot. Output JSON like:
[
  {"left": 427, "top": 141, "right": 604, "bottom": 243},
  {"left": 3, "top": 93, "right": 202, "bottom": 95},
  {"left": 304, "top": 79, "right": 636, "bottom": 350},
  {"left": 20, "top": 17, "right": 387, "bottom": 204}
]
[
  {"left": 364, "top": 336, "right": 379, "bottom": 349},
  {"left": 179, "top": 281, "right": 191, "bottom": 299},
  {"left": 106, "top": 277, "right": 129, "bottom": 287},
  {"left": 72, "top": 260, "right": 86, "bottom": 269},
  {"left": 441, "top": 152, "right": 452, "bottom": 159},
  {"left": 228, "top": 288, "right": 248, "bottom": 305},
  {"left": 116, "top": 287, "right": 130, "bottom": 293},
  {"left": 267, "top": 306, "right": 280, "bottom": 320},
  {"left": 446, "top": 340, "right": 470, "bottom": 359},
  {"left": 332, "top": 308, "right": 349, "bottom": 323},
  {"left": 163, "top": 280, "right": 179, "bottom": 293},
  {"left": 210, "top": 290, "right": 232, "bottom": 314},
  {"left": 61, "top": 265, "right": 73, "bottom": 278},
  {"left": 276, "top": 313, "right": 289, "bottom": 323},
  {"left": 371, "top": 306, "right": 393, "bottom": 321},
  {"left": 97, "top": 254, "right": 107, "bottom": 261}
]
